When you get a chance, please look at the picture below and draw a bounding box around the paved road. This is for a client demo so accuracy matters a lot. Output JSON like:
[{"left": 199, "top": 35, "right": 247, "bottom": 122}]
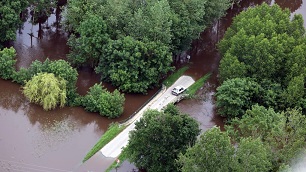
[{"left": 101, "top": 75, "right": 195, "bottom": 158}]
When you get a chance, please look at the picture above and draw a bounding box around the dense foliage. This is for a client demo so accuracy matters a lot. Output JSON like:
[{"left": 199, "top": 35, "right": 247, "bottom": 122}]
[
  {"left": 23, "top": 72, "right": 66, "bottom": 110},
  {"left": 95, "top": 36, "right": 173, "bottom": 93},
  {"left": 217, "top": 3, "right": 306, "bottom": 118},
  {"left": 0, "top": 47, "right": 17, "bottom": 79},
  {"left": 65, "top": 0, "right": 231, "bottom": 93},
  {"left": 0, "top": 0, "right": 28, "bottom": 48},
  {"left": 226, "top": 105, "right": 306, "bottom": 171},
  {"left": 81, "top": 83, "right": 125, "bottom": 118},
  {"left": 179, "top": 126, "right": 272, "bottom": 172},
  {"left": 13, "top": 59, "right": 78, "bottom": 105},
  {"left": 125, "top": 104, "right": 200, "bottom": 172}
]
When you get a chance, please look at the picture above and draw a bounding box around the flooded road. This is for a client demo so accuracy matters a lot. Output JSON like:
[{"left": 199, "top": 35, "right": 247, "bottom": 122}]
[{"left": 0, "top": 0, "right": 305, "bottom": 171}]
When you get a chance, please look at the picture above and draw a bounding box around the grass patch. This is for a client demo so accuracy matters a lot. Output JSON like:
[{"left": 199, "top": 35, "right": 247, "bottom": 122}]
[
  {"left": 163, "top": 66, "right": 189, "bottom": 87},
  {"left": 186, "top": 73, "right": 211, "bottom": 97},
  {"left": 82, "top": 123, "right": 126, "bottom": 163},
  {"left": 105, "top": 149, "right": 129, "bottom": 172}
]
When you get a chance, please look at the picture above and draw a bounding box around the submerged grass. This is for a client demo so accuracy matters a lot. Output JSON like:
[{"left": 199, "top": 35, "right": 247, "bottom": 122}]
[
  {"left": 186, "top": 73, "right": 211, "bottom": 97},
  {"left": 163, "top": 66, "right": 189, "bottom": 87},
  {"left": 82, "top": 123, "right": 126, "bottom": 163}
]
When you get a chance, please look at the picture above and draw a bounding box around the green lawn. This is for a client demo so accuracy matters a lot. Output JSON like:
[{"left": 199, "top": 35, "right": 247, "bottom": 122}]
[{"left": 163, "top": 66, "right": 189, "bottom": 87}]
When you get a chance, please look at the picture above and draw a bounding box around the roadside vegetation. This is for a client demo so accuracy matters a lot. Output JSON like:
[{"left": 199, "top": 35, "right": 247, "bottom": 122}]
[
  {"left": 185, "top": 73, "right": 211, "bottom": 97},
  {"left": 82, "top": 123, "right": 126, "bottom": 163},
  {"left": 162, "top": 66, "right": 189, "bottom": 87}
]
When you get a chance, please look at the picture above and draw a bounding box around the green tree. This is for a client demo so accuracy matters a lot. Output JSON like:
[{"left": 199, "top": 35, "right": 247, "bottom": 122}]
[
  {"left": 81, "top": 83, "right": 125, "bottom": 118},
  {"left": 124, "top": 0, "right": 172, "bottom": 45},
  {"left": 215, "top": 78, "right": 261, "bottom": 118},
  {"left": 169, "top": 0, "right": 230, "bottom": 53},
  {"left": 23, "top": 73, "right": 66, "bottom": 110},
  {"left": 226, "top": 105, "right": 306, "bottom": 170},
  {"left": 125, "top": 106, "right": 200, "bottom": 172},
  {"left": 218, "top": 3, "right": 306, "bottom": 83},
  {"left": 96, "top": 36, "right": 173, "bottom": 93},
  {"left": 0, "top": 0, "right": 28, "bottom": 47},
  {"left": 67, "top": 14, "right": 109, "bottom": 66},
  {"left": 0, "top": 47, "right": 16, "bottom": 80},
  {"left": 178, "top": 126, "right": 235, "bottom": 172},
  {"left": 234, "top": 137, "right": 272, "bottom": 172},
  {"left": 13, "top": 59, "right": 78, "bottom": 105}
]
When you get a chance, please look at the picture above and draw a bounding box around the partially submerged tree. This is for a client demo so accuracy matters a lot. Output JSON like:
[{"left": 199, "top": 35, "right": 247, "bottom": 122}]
[
  {"left": 23, "top": 73, "right": 66, "bottom": 110},
  {"left": 0, "top": 0, "right": 28, "bottom": 48},
  {"left": 81, "top": 83, "right": 125, "bottom": 118}
]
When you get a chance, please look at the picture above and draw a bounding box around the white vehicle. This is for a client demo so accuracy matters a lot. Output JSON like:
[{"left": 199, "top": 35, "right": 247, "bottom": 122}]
[{"left": 171, "top": 86, "right": 186, "bottom": 96}]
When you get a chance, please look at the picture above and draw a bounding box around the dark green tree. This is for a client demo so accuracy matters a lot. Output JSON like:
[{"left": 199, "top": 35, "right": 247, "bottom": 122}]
[
  {"left": 0, "top": 0, "right": 28, "bottom": 47},
  {"left": 125, "top": 106, "right": 200, "bottom": 172},
  {"left": 0, "top": 47, "right": 16, "bottom": 80},
  {"left": 178, "top": 126, "right": 235, "bottom": 172},
  {"left": 81, "top": 83, "right": 125, "bottom": 118},
  {"left": 67, "top": 14, "right": 109, "bottom": 66},
  {"left": 234, "top": 137, "right": 272, "bottom": 172},
  {"left": 226, "top": 105, "right": 306, "bottom": 170},
  {"left": 95, "top": 36, "right": 173, "bottom": 93},
  {"left": 215, "top": 78, "right": 261, "bottom": 118}
]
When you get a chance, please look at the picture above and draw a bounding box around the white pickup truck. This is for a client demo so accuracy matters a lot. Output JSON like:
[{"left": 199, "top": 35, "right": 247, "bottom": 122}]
[{"left": 171, "top": 86, "right": 186, "bottom": 96}]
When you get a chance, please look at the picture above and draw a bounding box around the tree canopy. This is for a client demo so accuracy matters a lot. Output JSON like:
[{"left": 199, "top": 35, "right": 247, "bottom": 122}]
[
  {"left": 178, "top": 126, "right": 235, "bottom": 172},
  {"left": 23, "top": 72, "right": 66, "bottom": 110},
  {"left": 0, "top": 47, "right": 16, "bottom": 80},
  {"left": 95, "top": 36, "right": 173, "bottom": 93},
  {"left": 217, "top": 3, "right": 306, "bottom": 118},
  {"left": 125, "top": 104, "right": 200, "bottom": 172},
  {"left": 81, "top": 83, "right": 125, "bottom": 118},
  {"left": 0, "top": 0, "right": 28, "bottom": 48},
  {"left": 65, "top": 0, "right": 231, "bottom": 93}
]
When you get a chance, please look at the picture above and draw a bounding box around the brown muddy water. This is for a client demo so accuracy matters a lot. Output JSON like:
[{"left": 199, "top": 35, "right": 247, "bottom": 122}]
[{"left": 0, "top": 0, "right": 305, "bottom": 172}]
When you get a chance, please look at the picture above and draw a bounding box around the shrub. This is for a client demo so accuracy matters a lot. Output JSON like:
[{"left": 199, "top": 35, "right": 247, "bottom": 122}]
[{"left": 82, "top": 83, "right": 125, "bottom": 118}]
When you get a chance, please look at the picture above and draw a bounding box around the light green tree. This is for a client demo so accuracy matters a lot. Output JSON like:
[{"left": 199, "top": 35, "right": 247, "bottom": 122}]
[
  {"left": 23, "top": 73, "right": 66, "bottom": 110},
  {"left": 178, "top": 126, "right": 235, "bottom": 172}
]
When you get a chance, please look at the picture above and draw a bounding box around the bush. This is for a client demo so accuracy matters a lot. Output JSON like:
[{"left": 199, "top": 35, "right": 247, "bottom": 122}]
[
  {"left": 23, "top": 73, "right": 66, "bottom": 110},
  {"left": 13, "top": 59, "right": 78, "bottom": 105},
  {"left": 82, "top": 83, "right": 125, "bottom": 118},
  {"left": 0, "top": 47, "right": 17, "bottom": 80}
]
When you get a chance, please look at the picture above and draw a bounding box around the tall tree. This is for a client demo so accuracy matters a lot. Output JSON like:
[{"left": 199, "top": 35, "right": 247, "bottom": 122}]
[
  {"left": 0, "top": 0, "right": 28, "bottom": 47},
  {"left": 178, "top": 126, "right": 235, "bottom": 172},
  {"left": 215, "top": 78, "right": 261, "bottom": 118},
  {"left": 0, "top": 47, "right": 16, "bottom": 80},
  {"left": 125, "top": 105, "right": 200, "bottom": 172},
  {"left": 234, "top": 137, "right": 272, "bottom": 172},
  {"left": 218, "top": 3, "right": 306, "bottom": 83},
  {"left": 95, "top": 36, "right": 173, "bottom": 93},
  {"left": 67, "top": 14, "right": 109, "bottom": 66}
]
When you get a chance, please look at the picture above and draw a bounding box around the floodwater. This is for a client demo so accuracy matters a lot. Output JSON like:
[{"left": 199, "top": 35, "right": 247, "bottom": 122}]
[{"left": 0, "top": 0, "right": 305, "bottom": 172}]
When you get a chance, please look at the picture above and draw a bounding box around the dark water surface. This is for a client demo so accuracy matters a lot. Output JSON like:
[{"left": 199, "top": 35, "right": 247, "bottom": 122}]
[{"left": 0, "top": 0, "right": 305, "bottom": 171}]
